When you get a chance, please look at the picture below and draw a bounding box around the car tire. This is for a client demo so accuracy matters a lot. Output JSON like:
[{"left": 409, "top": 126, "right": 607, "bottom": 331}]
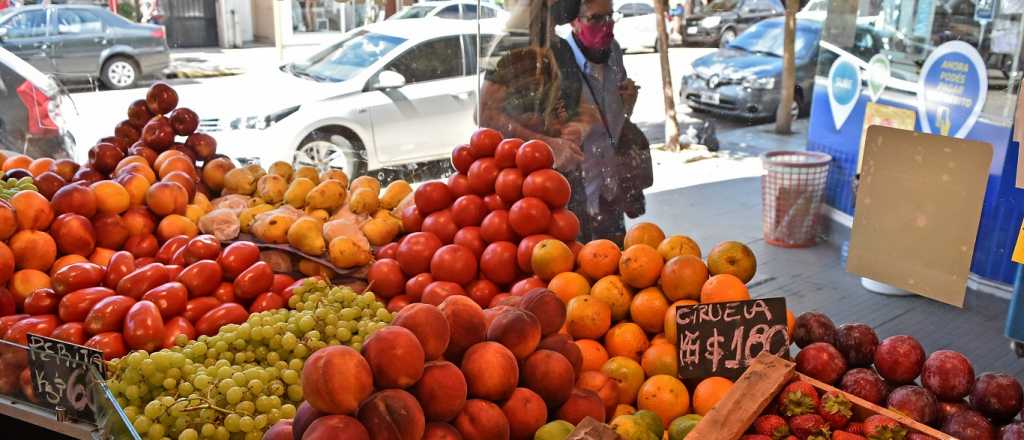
[
  {"left": 294, "top": 128, "right": 368, "bottom": 178},
  {"left": 101, "top": 56, "right": 140, "bottom": 90},
  {"left": 718, "top": 29, "right": 736, "bottom": 48}
]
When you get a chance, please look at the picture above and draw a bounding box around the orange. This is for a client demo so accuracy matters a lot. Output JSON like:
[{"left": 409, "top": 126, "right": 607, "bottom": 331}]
[
  {"left": 601, "top": 356, "right": 646, "bottom": 405},
  {"left": 577, "top": 239, "right": 622, "bottom": 280},
  {"left": 591, "top": 275, "right": 633, "bottom": 321},
  {"left": 659, "top": 255, "right": 709, "bottom": 301},
  {"left": 786, "top": 308, "right": 795, "bottom": 338},
  {"left": 566, "top": 296, "right": 612, "bottom": 339},
  {"left": 531, "top": 239, "right": 575, "bottom": 281},
  {"left": 91, "top": 180, "right": 131, "bottom": 215},
  {"left": 604, "top": 322, "right": 650, "bottom": 361},
  {"left": 548, "top": 272, "right": 591, "bottom": 304},
  {"left": 576, "top": 339, "right": 609, "bottom": 372},
  {"left": 28, "top": 158, "right": 54, "bottom": 177},
  {"left": 658, "top": 235, "right": 701, "bottom": 260},
  {"left": 624, "top": 223, "right": 665, "bottom": 249},
  {"left": 700, "top": 274, "right": 751, "bottom": 304},
  {"left": 2, "top": 154, "right": 31, "bottom": 172},
  {"left": 629, "top": 287, "right": 669, "bottom": 334},
  {"left": 641, "top": 343, "right": 678, "bottom": 377},
  {"left": 636, "top": 375, "right": 690, "bottom": 426},
  {"left": 664, "top": 299, "right": 698, "bottom": 344},
  {"left": 692, "top": 376, "right": 734, "bottom": 416},
  {"left": 89, "top": 248, "right": 116, "bottom": 267},
  {"left": 706, "top": 241, "right": 757, "bottom": 283},
  {"left": 618, "top": 244, "right": 664, "bottom": 289},
  {"left": 50, "top": 255, "right": 89, "bottom": 276}
]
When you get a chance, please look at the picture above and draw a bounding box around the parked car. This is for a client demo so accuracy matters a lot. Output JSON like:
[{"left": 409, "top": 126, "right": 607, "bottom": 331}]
[
  {"left": 184, "top": 19, "right": 499, "bottom": 176},
  {"left": 0, "top": 4, "right": 169, "bottom": 90},
  {"left": 390, "top": 0, "right": 508, "bottom": 25},
  {"left": 0, "top": 46, "right": 74, "bottom": 158},
  {"left": 683, "top": 0, "right": 784, "bottom": 48},
  {"left": 611, "top": 0, "right": 681, "bottom": 52}
]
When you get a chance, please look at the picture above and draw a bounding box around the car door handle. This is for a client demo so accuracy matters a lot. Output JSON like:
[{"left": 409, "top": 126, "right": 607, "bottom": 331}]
[{"left": 451, "top": 92, "right": 472, "bottom": 101}]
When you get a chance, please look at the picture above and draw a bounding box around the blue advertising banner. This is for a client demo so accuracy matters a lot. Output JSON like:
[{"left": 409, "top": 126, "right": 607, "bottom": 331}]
[
  {"left": 827, "top": 56, "right": 861, "bottom": 130},
  {"left": 917, "top": 41, "right": 988, "bottom": 138}
]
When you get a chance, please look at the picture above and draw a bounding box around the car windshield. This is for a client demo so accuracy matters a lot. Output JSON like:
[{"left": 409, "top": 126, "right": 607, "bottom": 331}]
[
  {"left": 727, "top": 21, "right": 818, "bottom": 59},
  {"left": 287, "top": 31, "right": 406, "bottom": 82},
  {"left": 392, "top": 6, "right": 436, "bottom": 20},
  {"left": 699, "top": 0, "right": 738, "bottom": 13}
]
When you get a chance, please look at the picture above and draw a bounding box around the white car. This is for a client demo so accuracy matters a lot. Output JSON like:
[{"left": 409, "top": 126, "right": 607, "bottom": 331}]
[
  {"left": 390, "top": 0, "right": 509, "bottom": 26},
  {"left": 558, "top": 0, "right": 681, "bottom": 52},
  {"left": 183, "top": 19, "right": 500, "bottom": 176}
]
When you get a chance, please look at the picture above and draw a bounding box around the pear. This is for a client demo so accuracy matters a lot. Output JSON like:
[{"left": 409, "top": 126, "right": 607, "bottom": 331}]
[
  {"left": 380, "top": 180, "right": 412, "bottom": 210},
  {"left": 287, "top": 216, "right": 326, "bottom": 256},
  {"left": 256, "top": 174, "right": 288, "bottom": 204},
  {"left": 293, "top": 166, "right": 319, "bottom": 184},
  {"left": 267, "top": 161, "right": 294, "bottom": 181},
  {"left": 284, "top": 177, "right": 316, "bottom": 209},
  {"left": 348, "top": 187, "right": 379, "bottom": 215},
  {"left": 305, "top": 180, "right": 347, "bottom": 211}
]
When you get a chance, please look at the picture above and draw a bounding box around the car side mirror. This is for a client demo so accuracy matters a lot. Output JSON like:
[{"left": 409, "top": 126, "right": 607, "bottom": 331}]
[{"left": 373, "top": 70, "right": 406, "bottom": 90}]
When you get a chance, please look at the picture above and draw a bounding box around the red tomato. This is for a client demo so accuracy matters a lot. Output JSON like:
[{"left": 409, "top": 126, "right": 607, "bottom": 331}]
[
  {"left": 489, "top": 293, "right": 510, "bottom": 308},
  {"left": 84, "top": 332, "right": 127, "bottom": 360},
  {"left": 124, "top": 300, "right": 164, "bottom": 351},
  {"left": 50, "top": 322, "right": 86, "bottom": 345},
  {"left": 421, "top": 281, "right": 465, "bottom": 306},
  {"left": 522, "top": 169, "right": 572, "bottom": 208},
  {"left": 548, "top": 209, "right": 581, "bottom": 242},
  {"left": 447, "top": 173, "right": 471, "bottom": 198},
  {"left": 470, "top": 128, "right": 503, "bottom": 157},
  {"left": 404, "top": 273, "right": 434, "bottom": 302},
  {"left": 124, "top": 234, "right": 158, "bottom": 258},
  {"left": 401, "top": 204, "right": 424, "bottom": 233},
  {"left": 516, "top": 140, "right": 555, "bottom": 173},
  {"left": 23, "top": 289, "right": 58, "bottom": 315},
  {"left": 164, "top": 264, "right": 184, "bottom": 280},
  {"left": 429, "top": 244, "right": 478, "bottom": 286},
  {"left": 451, "top": 145, "right": 476, "bottom": 174},
  {"left": 212, "top": 282, "right": 236, "bottom": 303},
  {"left": 4, "top": 315, "right": 58, "bottom": 344},
  {"left": 162, "top": 316, "right": 196, "bottom": 349},
  {"left": 451, "top": 195, "right": 487, "bottom": 228},
  {"left": 116, "top": 263, "right": 170, "bottom": 299},
  {"left": 480, "top": 242, "right": 519, "bottom": 286},
  {"left": 466, "top": 279, "right": 500, "bottom": 308},
  {"left": 453, "top": 227, "right": 486, "bottom": 259},
  {"left": 0, "top": 314, "right": 29, "bottom": 339},
  {"left": 467, "top": 158, "right": 500, "bottom": 195},
  {"left": 134, "top": 257, "right": 158, "bottom": 267},
  {"left": 184, "top": 234, "right": 222, "bottom": 265},
  {"left": 387, "top": 295, "right": 413, "bottom": 313},
  {"left": 177, "top": 260, "right": 222, "bottom": 298},
  {"left": 511, "top": 276, "right": 547, "bottom": 296},
  {"left": 480, "top": 210, "right": 518, "bottom": 243},
  {"left": 155, "top": 235, "right": 189, "bottom": 264},
  {"left": 217, "top": 241, "right": 261, "bottom": 279},
  {"left": 367, "top": 259, "right": 406, "bottom": 299},
  {"left": 396, "top": 232, "right": 443, "bottom": 276},
  {"left": 421, "top": 209, "right": 458, "bottom": 244},
  {"left": 234, "top": 261, "right": 273, "bottom": 300},
  {"left": 483, "top": 194, "right": 506, "bottom": 211},
  {"left": 104, "top": 251, "right": 136, "bottom": 289},
  {"left": 494, "top": 168, "right": 525, "bottom": 204},
  {"left": 169, "top": 247, "right": 186, "bottom": 266},
  {"left": 414, "top": 181, "right": 454, "bottom": 215},
  {"left": 84, "top": 295, "right": 136, "bottom": 335},
  {"left": 58, "top": 287, "right": 116, "bottom": 323},
  {"left": 280, "top": 278, "right": 307, "bottom": 303},
  {"left": 375, "top": 243, "right": 399, "bottom": 260},
  {"left": 195, "top": 303, "right": 247, "bottom": 336},
  {"left": 142, "top": 282, "right": 189, "bottom": 319},
  {"left": 52, "top": 262, "right": 106, "bottom": 296},
  {"left": 249, "top": 292, "right": 285, "bottom": 313},
  {"left": 494, "top": 138, "right": 525, "bottom": 168},
  {"left": 183, "top": 297, "right": 222, "bottom": 324},
  {"left": 0, "top": 288, "right": 14, "bottom": 318},
  {"left": 509, "top": 197, "right": 552, "bottom": 237},
  {"left": 270, "top": 274, "right": 295, "bottom": 294},
  {"left": 517, "top": 234, "right": 554, "bottom": 273}
]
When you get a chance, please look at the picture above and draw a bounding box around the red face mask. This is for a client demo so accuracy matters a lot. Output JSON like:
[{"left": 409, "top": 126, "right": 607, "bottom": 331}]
[{"left": 575, "top": 19, "right": 615, "bottom": 51}]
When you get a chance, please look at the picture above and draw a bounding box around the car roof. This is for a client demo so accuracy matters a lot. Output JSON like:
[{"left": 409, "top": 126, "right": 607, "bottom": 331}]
[
  {"left": 363, "top": 18, "right": 500, "bottom": 39},
  {"left": 412, "top": 0, "right": 499, "bottom": 7}
]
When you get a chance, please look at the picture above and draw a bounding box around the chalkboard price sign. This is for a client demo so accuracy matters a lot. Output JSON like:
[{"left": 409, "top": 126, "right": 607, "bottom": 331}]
[
  {"left": 675, "top": 297, "right": 789, "bottom": 381},
  {"left": 26, "top": 333, "right": 107, "bottom": 423}
]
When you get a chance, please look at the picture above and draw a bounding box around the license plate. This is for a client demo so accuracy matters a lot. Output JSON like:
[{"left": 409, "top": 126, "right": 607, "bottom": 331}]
[
  {"left": 700, "top": 92, "right": 720, "bottom": 104},
  {"left": 687, "top": 26, "right": 698, "bottom": 34}
]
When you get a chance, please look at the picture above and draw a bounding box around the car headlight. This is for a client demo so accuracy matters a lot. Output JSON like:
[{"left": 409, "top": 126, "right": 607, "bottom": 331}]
[
  {"left": 742, "top": 76, "right": 775, "bottom": 89},
  {"left": 229, "top": 106, "right": 300, "bottom": 130},
  {"left": 700, "top": 16, "right": 721, "bottom": 28}
]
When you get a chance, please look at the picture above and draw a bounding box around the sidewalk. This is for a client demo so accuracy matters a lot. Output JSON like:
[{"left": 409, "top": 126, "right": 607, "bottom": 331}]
[{"left": 166, "top": 32, "right": 345, "bottom": 78}]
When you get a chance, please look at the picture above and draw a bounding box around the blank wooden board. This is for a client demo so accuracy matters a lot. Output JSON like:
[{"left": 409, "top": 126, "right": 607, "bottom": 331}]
[{"left": 847, "top": 126, "right": 993, "bottom": 307}]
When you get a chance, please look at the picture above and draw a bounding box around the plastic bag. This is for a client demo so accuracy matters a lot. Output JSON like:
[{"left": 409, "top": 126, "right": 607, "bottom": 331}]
[
  {"left": 323, "top": 219, "right": 370, "bottom": 251},
  {"left": 199, "top": 208, "right": 241, "bottom": 241},
  {"left": 211, "top": 194, "right": 255, "bottom": 214}
]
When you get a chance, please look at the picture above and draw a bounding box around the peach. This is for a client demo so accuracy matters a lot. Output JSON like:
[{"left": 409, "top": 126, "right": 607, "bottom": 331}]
[
  {"left": 538, "top": 333, "right": 583, "bottom": 374},
  {"left": 201, "top": 157, "right": 235, "bottom": 193},
  {"left": 89, "top": 143, "right": 124, "bottom": 174},
  {"left": 362, "top": 325, "right": 425, "bottom": 388},
  {"left": 523, "top": 350, "right": 575, "bottom": 406},
  {"left": 0, "top": 200, "right": 15, "bottom": 240},
  {"left": 424, "top": 423, "right": 463, "bottom": 440},
  {"left": 146, "top": 181, "right": 188, "bottom": 216},
  {"left": 50, "top": 213, "right": 96, "bottom": 256},
  {"left": 454, "top": 399, "right": 510, "bottom": 440},
  {"left": 10, "top": 190, "right": 53, "bottom": 230},
  {"left": 557, "top": 387, "right": 606, "bottom": 424},
  {"left": 576, "top": 370, "right": 618, "bottom": 415},
  {"left": 486, "top": 308, "right": 541, "bottom": 360},
  {"left": 162, "top": 171, "right": 197, "bottom": 201},
  {"left": 439, "top": 295, "right": 486, "bottom": 362},
  {"left": 153, "top": 150, "right": 187, "bottom": 172},
  {"left": 302, "top": 415, "right": 369, "bottom": 440},
  {"left": 10, "top": 230, "right": 57, "bottom": 271},
  {"left": 50, "top": 255, "right": 89, "bottom": 276},
  {"left": 90, "top": 180, "right": 130, "bottom": 215},
  {"left": 50, "top": 159, "right": 80, "bottom": 182},
  {"left": 124, "top": 234, "right": 159, "bottom": 258},
  {"left": 118, "top": 162, "right": 156, "bottom": 184},
  {"left": 34, "top": 172, "right": 66, "bottom": 200},
  {"left": 158, "top": 156, "right": 198, "bottom": 181},
  {"left": 89, "top": 248, "right": 116, "bottom": 267},
  {"left": 128, "top": 144, "right": 158, "bottom": 167},
  {"left": 50, "top": 183, "right": 97, "bottom": 218},
  {"left": 519, "top": 288, "right": 566, "bottom": 336},
  {"left": 156, "top": 215, "right": 198, "bottom": 241},
  {"left": 483, "top": 305, "right": 515, "bottom": 332},
  {"left": 10, "top": 269, "right": 51, "bottom": 307},
  {"left": 72, "top": 167, "right": 104, "bottom": 184},
  {"left": 114, "top": 155, "right": 149, "bottom": 175},
  {"left": 0, "top": 242, "right": 12, "bottom": 286},
  {"left": 2, "top": 154, "right": 30, "bottom": 171},
  {"left": 414, "top": 360, "right": 468, "bottom": 422},
  {"left": 357, "top": 389, "right": 426, "bottom": 440},
  {"left": 122, "top": 206, "right": 156, "bottom": 235},
  {"left": 461, "top": 341, "right": 519, "bottom": 401},
  {"left": 115, "top": 172, "right": 150, "bottom": 206},
  {"left": 28, "top": 157, "right": 53, "bottom": 177},
  {"left": 301, "top": 345, "right": 373, "bottom": 415},
  {"left": 93, "top": 213, "right": 129, "bottom": 250},
  {"left": 501, "top": 388, "right": 547, "bottom": 440}
]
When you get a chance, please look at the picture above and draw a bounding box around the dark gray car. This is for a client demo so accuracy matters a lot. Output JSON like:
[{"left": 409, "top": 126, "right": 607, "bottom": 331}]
[
  {"left": 0, "top": 5, "right": 170, "bottom": 89},
  {"left": 684, "top": 0, "right": 785, "bottom": 48}
]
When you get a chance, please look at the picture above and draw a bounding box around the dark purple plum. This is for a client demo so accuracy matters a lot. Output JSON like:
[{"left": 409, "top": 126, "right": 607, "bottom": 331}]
[
  {"left": 834, "top": 323, "right": 879, "bottom": 368},
  {"left": 840, "top": 368, "right": 889, "bottom": 405},
  {"left": 1000, "top": 422, "right": 1024, "bottom": 440},
  {"left": 942, "top": 409, "right": 995, "bottom": 440},
  {"left": 873, "top": 335, "right": 925, "bottom": 385},
  {"left": 937, "top": 400, "right": 969, "bottom": 426},
  {"left": 970, "top": 372, "right": 1024, "bottom": 424},
  {"left": 792, "top": 311, "right": 836, "bottom": 348},
  {"left": 796, "top": 342, "right": 847, "bottom": 385},
  {"left": 886, "top": 385, "right": 938, "bottom": 425},
  {"left": 292, "top": 401, "right": 326, "bottom": 440},
  {"left": 922, "top": 350, "right": 975, "bottom": 401}
]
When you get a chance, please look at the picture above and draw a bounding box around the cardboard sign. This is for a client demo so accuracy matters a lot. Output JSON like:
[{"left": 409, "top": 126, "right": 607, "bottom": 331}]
[
  {"left": 26, "top": 333, "right": 107, "bottom": 423},
  {"left": 675, "top": 298, "right": 789, "bottom": 381}
]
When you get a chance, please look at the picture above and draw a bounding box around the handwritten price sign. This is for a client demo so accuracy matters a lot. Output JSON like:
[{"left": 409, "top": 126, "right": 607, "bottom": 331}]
[
  {"left": 27, "top": 334, "right": 107, "bottom": 423},
  {"left": 675, "top": 298, "right": 790, "bottom": 381}
]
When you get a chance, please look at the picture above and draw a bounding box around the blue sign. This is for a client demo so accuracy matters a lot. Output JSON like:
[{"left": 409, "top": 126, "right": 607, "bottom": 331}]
[
  {"left": 917, "top": 41, "right": 987, "bottom": 139},
  {"left": 975, "top": 0, "right": 997, "bottom": 22},
  {"left": 827, "top": 56, "right": 861, "bottom": 130}
]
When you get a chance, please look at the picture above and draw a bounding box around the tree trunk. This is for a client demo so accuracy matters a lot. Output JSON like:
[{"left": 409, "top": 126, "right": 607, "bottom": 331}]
[
  {"left": 775, "top": 0, "right": 799, "bottom": 134},
  {"left": 654, "top": 0, "right": 681, "bottom": 151}
]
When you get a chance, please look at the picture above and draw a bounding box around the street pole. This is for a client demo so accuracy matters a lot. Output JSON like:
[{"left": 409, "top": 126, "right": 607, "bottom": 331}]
[
  {"left": 653, "top": 0, "right": 680, "bottom": 150},
  {"left": 273, "top": 0, "right": 284, "bottom": 62},
  {"left": 775, "top": 0, "right": 798, "bottom": 134}
]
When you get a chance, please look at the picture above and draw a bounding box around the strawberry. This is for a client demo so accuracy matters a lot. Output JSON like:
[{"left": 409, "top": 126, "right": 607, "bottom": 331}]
[
  {"left": 741, "top": 436, "right": 773, "bottom": 440},
  {"left": 753, "top": 415, "right": 791, "bottom": 439},
  {"left": 862, "top": 415, "right": 907, "bottom": 440},
  {"left": 832, "top": 431, "right": 868, "bottom": 440},
  {"left": 790, "top": 414, "right": 830, "bottom": 439},
  {"left": 779, "top": 381, "right": 820, "bottom": 416},
  {"left": 846, "top": 422, "right": 864, "bottom": 435},
  {"left": 818, "top": 391, "right": 853, "bottom": 429}
]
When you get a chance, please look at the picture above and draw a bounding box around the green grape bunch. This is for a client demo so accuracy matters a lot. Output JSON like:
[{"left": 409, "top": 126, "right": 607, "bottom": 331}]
[
  {"left": 105, "top": 279, "right": 392, "bottom": 440},
  {"left": 0, "top": 176, "right": 38, "bottom": 200}
]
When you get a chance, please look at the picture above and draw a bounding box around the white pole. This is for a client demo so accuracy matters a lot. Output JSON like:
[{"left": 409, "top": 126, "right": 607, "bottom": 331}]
[{"left": 274, "top": 0, "right": 284, "bottom": 62}]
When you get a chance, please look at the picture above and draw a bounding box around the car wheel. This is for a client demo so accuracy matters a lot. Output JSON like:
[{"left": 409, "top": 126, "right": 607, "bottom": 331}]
[
  {"left": 718, "top": 29, "right": 736, "bottom": 48},
  {"left": 101, "top": 56, "right": 139, "bottom": 90},
  {"left": 294, "top": 129, "right": 367, "bottom": 178}
]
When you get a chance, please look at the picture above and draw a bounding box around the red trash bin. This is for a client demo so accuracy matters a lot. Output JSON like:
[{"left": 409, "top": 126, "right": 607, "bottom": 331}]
[{"left": 761, "top": 151, "right": 832, "bottom": 248}]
